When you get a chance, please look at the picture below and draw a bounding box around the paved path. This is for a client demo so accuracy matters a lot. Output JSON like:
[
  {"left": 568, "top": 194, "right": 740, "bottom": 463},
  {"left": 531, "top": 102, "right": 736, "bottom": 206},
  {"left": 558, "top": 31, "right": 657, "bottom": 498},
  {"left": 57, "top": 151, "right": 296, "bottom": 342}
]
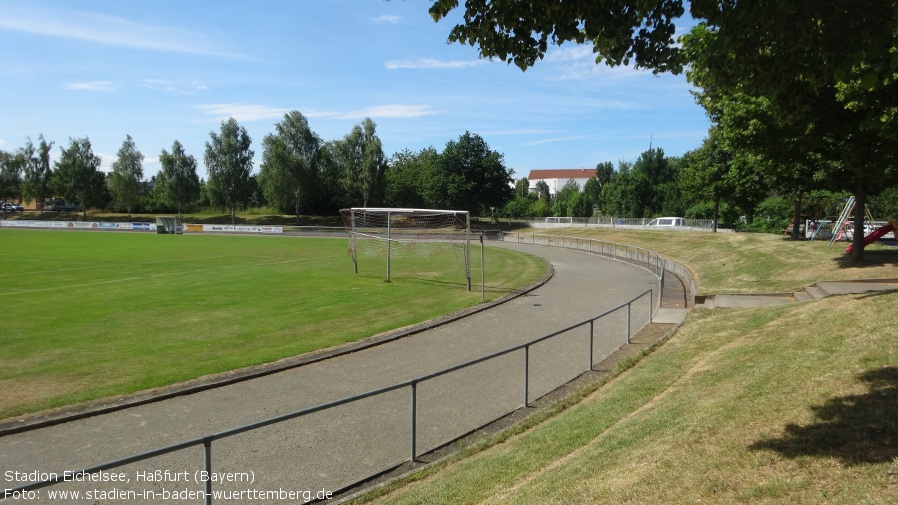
[{"left": 0, "top": 243, "right": 660, "bottom": 503}]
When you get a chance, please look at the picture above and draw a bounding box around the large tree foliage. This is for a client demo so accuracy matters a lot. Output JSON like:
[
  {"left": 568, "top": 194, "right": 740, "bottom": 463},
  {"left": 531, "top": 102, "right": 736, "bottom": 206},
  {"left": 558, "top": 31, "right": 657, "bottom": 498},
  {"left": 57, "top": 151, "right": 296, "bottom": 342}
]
[
  {"left": 259, "top": 111, "right": 321, "bottom": 222},
  {"left": 204, "top": 118, "right": 254, "bottom": 224},
  {"left": 429, "top": 0, "right": 685, "bottom": 72},
  {"left": 53, "top": 137, "right": 107, "bottom": 220},
  {"left": 384, "top": 148, "right": 437, "bottom": 209},
  {"left": 685, "top": 4, "right": 898, "bottom": 258},
  {"left": 108, "top": 134, "right": 144, "bottom": 219},
  {"left": 553, "top": 178, "right": 581, "bottom": 217},
  {"left": 334, "top": 118, "right": 386, "bottom": 208},
  {"left": 0, "top": 149, "right": 25, "bottom": 208},
  {"left": 157, "top": 140, "right": 200, "bottom": 218},
  {"left": 427, "top": 132, "right": 514, "bottom": 214},
  {"left": 20, "top": 135, "right": 54, "bottom": 217},
  {"left": 684, "top": 16, "right": 898, "bottom": 257},
  {"left": 600, "top": 148, "right": 678, "bottom": 218}
]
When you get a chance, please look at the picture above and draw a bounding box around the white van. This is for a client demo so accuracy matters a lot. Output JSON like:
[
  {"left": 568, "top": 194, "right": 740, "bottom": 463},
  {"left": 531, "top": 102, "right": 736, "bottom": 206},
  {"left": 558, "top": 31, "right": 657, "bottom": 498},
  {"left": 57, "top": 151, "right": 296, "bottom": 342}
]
[{"left": 648, "top": 217, "right": 685, "bottom": 227}]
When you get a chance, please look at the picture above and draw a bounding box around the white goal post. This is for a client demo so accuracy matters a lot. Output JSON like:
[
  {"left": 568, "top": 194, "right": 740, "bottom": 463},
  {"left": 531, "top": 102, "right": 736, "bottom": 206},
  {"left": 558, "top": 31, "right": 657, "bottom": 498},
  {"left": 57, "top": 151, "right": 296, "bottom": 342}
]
[{"left": 340, "top": 207, "right": 472, "bottom": 290}]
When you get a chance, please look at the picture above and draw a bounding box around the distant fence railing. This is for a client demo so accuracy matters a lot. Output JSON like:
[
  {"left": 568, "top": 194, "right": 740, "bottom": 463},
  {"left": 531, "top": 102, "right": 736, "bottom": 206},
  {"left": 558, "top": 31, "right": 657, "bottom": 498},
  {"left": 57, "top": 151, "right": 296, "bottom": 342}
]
[
  {"left": 522, "top": 216, "right": 716, "bottom": 228},
  {"left": 7, "top": 246, "right": 660, "bottom": 504}
]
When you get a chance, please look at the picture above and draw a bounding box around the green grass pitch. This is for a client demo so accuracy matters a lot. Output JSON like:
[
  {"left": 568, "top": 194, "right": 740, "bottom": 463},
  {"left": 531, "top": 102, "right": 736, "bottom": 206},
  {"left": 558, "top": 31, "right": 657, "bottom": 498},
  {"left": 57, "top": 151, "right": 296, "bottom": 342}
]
[{"left": 0, "top": 229, "right": 546, "bottom": 419}]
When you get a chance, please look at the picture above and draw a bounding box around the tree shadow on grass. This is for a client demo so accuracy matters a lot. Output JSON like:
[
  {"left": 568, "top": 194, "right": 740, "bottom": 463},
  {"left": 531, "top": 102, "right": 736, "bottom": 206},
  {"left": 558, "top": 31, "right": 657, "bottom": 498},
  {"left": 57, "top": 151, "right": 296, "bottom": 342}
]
[
  {"left": 749, "top": 366, "right": 898, "bottom": 466},
  {"left": 832, "top": 248, "right": 898, "bottom": 269}
]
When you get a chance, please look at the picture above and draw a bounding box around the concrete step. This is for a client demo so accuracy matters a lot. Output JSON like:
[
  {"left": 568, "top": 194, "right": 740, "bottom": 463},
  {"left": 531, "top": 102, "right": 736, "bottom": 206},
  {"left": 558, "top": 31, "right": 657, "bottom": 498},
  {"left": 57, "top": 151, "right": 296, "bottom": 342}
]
[
  {"left": 793, "top": 291, "right": 811, "bottom": 302},
  {"left": 802, "top": 286, "right": 827, "bottom": 300}
]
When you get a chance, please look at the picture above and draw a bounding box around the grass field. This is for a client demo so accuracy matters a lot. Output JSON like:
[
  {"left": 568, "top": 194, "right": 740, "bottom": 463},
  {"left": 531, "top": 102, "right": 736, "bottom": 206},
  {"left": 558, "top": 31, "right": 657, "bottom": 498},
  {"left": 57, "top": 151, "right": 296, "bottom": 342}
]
[
  {"left": 0, "top": 229, "right": 546, "bottom": 419},
  {"left": 351, "top": 229, "right": 898, "bottom": 505}
]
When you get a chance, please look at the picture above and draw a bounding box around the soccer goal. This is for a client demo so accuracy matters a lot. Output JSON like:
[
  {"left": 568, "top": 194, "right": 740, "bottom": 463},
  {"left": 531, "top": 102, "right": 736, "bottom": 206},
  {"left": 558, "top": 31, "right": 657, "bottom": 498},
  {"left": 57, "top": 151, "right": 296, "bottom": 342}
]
[{"left": 340, "top": 207, "right": 472, "bottom": 290}]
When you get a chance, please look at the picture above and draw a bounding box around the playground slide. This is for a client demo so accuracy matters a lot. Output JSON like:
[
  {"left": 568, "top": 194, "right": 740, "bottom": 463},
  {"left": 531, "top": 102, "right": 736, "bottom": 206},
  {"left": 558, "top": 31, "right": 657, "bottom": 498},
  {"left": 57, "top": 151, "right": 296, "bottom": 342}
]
[{"left": 845, "top": 223, "right": 896, "bottom": 253}]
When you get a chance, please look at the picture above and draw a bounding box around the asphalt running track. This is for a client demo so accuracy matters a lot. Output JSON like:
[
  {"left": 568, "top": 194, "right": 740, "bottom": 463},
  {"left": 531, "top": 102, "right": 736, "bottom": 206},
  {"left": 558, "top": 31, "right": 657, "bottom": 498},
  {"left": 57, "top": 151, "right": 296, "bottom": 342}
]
[{"left": 0, "top": 242, "right": 660, "bottom": 504}]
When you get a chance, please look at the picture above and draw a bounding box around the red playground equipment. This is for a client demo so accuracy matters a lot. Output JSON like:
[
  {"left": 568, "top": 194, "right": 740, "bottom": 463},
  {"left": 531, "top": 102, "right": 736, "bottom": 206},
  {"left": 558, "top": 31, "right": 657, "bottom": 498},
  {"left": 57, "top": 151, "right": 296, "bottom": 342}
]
[{"left": 845, "top": 221, "right": 898, "bottom": 253}]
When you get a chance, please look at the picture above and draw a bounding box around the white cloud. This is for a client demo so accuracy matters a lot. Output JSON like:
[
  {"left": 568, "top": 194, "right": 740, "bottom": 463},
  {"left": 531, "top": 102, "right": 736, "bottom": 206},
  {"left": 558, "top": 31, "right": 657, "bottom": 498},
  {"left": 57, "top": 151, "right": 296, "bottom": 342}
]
[
  {"left": 142, "top": 79, "right": 208, "bottom": 94},
  {"left": 540, "top": 43, "right": 654, "bottom": 81},
  {"left": 198, "top": 103, "right": 435, "bottom": 123},
  {"left": 523, "top": 130, "right": 705, "bottom": 147},
  {"left": 373, "top": 15, "right": 401, "bottom": 24},
  {"left": 482, "top": 129, "right": 559, "bottom": 136},
  {"left": 523, "top": 133, "right": 605, "bottom": 146},
  {"left": 197, "top": 103, "right": 288, "bottom": 122},
  {"left": 307, "top": 104, "right": 436, "bottom": 120},
  {"left": 64, "top": 81, "right": 116, "bottom": 91},
  {"left": 385, "top": 58, "right": 485, "bottom": 70},
  {"left": 544, "top": 44, "right": 595, "bottom": 62},
  {"left": 0, "top": 5, "right": 240, "bottom": 58}
]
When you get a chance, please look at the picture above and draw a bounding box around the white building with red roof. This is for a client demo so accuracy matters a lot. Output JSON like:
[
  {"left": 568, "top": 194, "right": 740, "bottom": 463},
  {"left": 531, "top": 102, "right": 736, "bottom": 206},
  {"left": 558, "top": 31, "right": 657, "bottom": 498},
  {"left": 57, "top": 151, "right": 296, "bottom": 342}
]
[{"left": 527, "top": 168, "right": 596, "bottom": 197}]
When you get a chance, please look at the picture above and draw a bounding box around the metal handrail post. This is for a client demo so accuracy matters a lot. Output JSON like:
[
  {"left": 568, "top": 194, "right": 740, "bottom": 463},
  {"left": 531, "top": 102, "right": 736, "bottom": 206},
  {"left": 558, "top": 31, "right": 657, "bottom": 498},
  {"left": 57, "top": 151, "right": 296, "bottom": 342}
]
[
  {"left": 204, "top": 438, "right": 213, "bottom": 505},
  {"left": 589, "top": 320, "right": 594, "bottom": 370},
  {"left": 523, "top": 346, "right": 530, "bottom": 407},
  {"left": 626, "top": 302, "right": 632, "bottom": 344},
  {"left": 410, "top": 382, "right": 418, "bottom": 462},
  {"left": 649, "top": 290, "right": 653, "bottom": 324}
]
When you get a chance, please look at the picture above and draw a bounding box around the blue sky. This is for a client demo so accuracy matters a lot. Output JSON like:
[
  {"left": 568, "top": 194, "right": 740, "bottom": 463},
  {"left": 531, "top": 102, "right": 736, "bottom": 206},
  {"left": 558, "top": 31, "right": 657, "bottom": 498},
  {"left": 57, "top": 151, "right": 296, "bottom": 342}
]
[{"left": 0, "top": 0, "right": 710, "bottom": 180}]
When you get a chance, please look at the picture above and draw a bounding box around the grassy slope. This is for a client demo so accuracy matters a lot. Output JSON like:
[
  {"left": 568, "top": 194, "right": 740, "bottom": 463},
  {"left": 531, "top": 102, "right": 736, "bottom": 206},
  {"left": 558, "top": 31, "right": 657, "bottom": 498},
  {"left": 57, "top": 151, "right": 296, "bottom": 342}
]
[
  {"left": 510, "top": 228, "right": 898, "bottom": 294},
  {"left": 0, "top": 229, "right": 545, "bottom": 419},
  {"left": 354, "top": 230, "right": 898, "bottom": 505}
]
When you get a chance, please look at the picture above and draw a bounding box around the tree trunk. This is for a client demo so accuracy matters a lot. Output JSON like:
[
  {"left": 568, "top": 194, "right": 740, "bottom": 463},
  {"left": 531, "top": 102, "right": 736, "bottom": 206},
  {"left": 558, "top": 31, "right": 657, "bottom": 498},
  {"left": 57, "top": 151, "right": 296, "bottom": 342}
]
[
  {"left": 712, "top": 195, "right": 720, "bottom": 233},
  {"left": 849, "top": 186, "right": 868, "bottom": 261},
  {"left": 790, "top": 189, "right": 804, "bottom": 240}
]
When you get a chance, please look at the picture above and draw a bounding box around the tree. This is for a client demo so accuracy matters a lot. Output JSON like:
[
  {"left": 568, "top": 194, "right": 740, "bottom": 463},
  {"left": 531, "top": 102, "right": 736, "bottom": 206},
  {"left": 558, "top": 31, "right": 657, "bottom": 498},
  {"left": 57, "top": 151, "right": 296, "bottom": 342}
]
[
  {"left": 554, "top": 178, "right": 581, "bottom": 217},
  {"left": 384, "top": 148, "right": 436, "bottom": 209},
  {"left": 594, "top": 161, "right": 614, "bottom": 187},
  {"left": 515, "top": 177, "right": 530, "bottom": 198},
  {"left": 682, "top": 4, "right": 898, "bottom": 258},
  {"left": 568, "top": 192, "right": 594, "bottom": 218},
  {"left": 316, "top": 140, "right": 350, "bottom": 212},
  {"left": 600, "top": 163, "right": 636, "bottom": 217},
  {"left": 157, "top": 140, "right": 200, "bottom": 218},
  {"left": 53, "top": 137, "right": 107, "bottom": 220},
  {"left": 426, "top": 132, "right": 514, "bottom": 214},
  {"left": 20, "top": 135, "right": 54, "bottom": 217},
  {"left": 259, "top": 111, "right": 321, "bottom": 223},
  {"left": 333, "top": 118, "right": 386, "bottom": 208},
  {"left": 204, "top": 118, "right": 254, "bottom": 224},
  {"left": 431, "top": 1, "right": 898, "bottom": 259},
  {"left": 108, "top": 135, "right": 144, "bottom": 219},
  {"left": 0, "top": 149, "right": 25, "bottom": 208},
  {"left": 582, "top": 177, "right": 601, "bottom": 208},
  {"left": 534, "top": 180, "right": 552, "bottom": 203}
]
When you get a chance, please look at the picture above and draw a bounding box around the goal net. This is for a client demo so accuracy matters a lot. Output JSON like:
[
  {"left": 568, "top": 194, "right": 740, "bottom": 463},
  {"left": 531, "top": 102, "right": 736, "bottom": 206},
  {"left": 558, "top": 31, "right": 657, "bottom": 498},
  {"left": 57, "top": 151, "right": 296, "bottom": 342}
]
[{"left": 340, "top": 207, "right": 471, "bottom": 289}]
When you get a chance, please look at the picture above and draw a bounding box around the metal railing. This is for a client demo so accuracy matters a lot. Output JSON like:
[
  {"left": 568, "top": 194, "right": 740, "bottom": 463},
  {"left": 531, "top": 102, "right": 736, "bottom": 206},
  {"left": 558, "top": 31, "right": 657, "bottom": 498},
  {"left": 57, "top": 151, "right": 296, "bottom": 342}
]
[{"left": 7, "top": 240, "right": 663, "bottom": 503}]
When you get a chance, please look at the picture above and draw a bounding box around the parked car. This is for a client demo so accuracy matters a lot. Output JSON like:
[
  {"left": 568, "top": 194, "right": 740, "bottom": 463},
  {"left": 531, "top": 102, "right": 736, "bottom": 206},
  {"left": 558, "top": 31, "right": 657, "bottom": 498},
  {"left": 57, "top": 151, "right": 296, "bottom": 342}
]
[
  {"left": 2, "top": 202, "right": 23, "bottom": 212},
  {"left": 647, "top": 217, "right": 685, "bottom": 227}
]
